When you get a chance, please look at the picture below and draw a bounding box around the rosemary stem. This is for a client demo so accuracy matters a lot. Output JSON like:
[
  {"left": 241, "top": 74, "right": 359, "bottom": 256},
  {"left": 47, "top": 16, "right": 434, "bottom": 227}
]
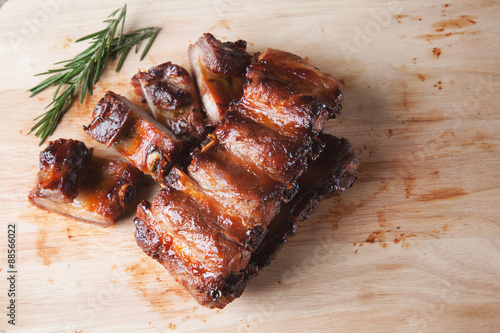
[{"left": 28, "top": 5, "right": 158, "bottom": 145}]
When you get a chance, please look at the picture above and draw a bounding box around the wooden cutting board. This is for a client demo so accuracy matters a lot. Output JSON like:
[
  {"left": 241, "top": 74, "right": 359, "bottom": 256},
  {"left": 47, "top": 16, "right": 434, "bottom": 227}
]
[{"left": 1, "top": 0, "right": 499, "bottom": 332}]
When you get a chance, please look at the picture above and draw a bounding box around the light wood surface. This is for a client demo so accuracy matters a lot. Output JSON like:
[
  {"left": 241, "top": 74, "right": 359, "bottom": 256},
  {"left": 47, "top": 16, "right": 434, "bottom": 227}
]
[{"left": 1, "top": 0, "right": 499, "bottom": 332}]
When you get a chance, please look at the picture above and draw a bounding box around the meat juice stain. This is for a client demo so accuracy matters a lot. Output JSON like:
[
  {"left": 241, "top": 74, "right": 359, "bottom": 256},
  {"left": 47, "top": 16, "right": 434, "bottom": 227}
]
[
  {"left": 209, "top": 18, "right": 231, "bottom": 31},
  {"left": 434, "top": 80, "right": 443, "bottom": 89},
  {"left": 415, "top": 187, "right": 466, "bottom": 202},
  {"left": 36, "top": 229, "right": 60, "bottom": 266},
  {"left": 365, "top": 230, "right": 386, "bottom": 244},
  {"left": 377, "top": 211, "right": 388, "bottom": 229},
  {"left": 432, "top": 15, "right": 477, "bottom": 32},
  {"left": 432, "top": 47, "right": 442, "bottom": 58},
  {"left": 356, "top": 227, "right": 419, "bottom": 250},
  {"left": 416, "top": 15, "right": 478, "bottom": 42},
  {"left": 404, "top": 171, "right": 416, "bottom": 199},
  {"left": 394, "top": 14, "right": 409, "bottom": 24},
  {"left": 329, "top": 183, "right": 389, "bottom": 222},
  {"left": 356, "top": 229, "right": 391, "bottom": 251},
  {"left": 439, "top": 130, "right": 455, "bottom": 139},
  {"left": 124, "top": 258, "right": 189, "bottom": 315},
  {"left": 401, "top": 90, "right": 412, "bottom": 111},
  {"left": 66, "top": 227, "right": 74, "bottom": 239},
  {"left": 393, "top": 233, "right": 416, "bottom": 245},
  {"left": 418, "top": 31, "right": 466, "bottom": 41}
]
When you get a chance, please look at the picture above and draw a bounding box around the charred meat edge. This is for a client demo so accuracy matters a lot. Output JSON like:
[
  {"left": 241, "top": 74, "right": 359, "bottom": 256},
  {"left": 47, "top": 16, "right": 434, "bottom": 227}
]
[
  {"left": 29, "top": 139, "right": 143, "bottom": 227},
  {"left": 131, "top": 62, "right": 207, "bottom": 141},
  {"left": 188, "top": 33, "right": 252, "bottom": 125},
  {"left": 84, "top": 91, "right": 183, "bottom": 182}
]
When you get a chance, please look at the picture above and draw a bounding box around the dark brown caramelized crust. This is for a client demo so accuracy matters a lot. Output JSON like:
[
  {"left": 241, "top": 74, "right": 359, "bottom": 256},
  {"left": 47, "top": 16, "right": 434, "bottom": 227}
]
[
  {"left": 84, "top": 91, "right": 183, "bottom": 182},
  {"left": 131, "top": 62, "right": 207, "bottom": 141},
  {"left": 29, "top": 139, "right": 143, "bottom": 227},
  {"left": 188, "top": 33, "right": 252, "bottom": 125},
  {"left": 71, "top": 157, "right": 143, "bottom": 226},
  {"left": 31, "top": 138, "right": 93, "bottom": 203},
  {"left": 135, "top": 48, "right": 352, "bottom": 308},
  {"left": 237, "top": 48, "right": 343, "bottom": 138},
  {"left": 214, "top": 113, "right": 311, "bottom": 183},
  {"left": 198, "top": 33, "right": 251, "bottom": 77}
]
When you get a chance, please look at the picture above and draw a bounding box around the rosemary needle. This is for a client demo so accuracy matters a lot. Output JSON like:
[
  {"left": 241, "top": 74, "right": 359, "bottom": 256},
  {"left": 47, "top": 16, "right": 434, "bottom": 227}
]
[{"left": 28, "top": 5, "right": 159, "bottom": 145}]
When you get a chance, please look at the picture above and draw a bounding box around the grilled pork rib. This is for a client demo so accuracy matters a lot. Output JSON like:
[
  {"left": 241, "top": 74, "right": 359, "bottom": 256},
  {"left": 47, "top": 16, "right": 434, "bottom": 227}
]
[
  {"left": 188, "top": 33, "right": 252, "bottom": 125},
  {"left": 219, "top": 134, "right": 359, "bottom": 304},
  {"left": 84, "top": 91, "right": 183, "bottom": 182},
  {"left": 131, "top": 62, "right": 207, "bottom": 141},
  {"left": 29, "top": 139, "right": 142, "bottom": 227},
  {"left": 29, "top": 138, "right": 93, "bottom": 203},
  {"left": 135, "top": 134, "right": 358, "bottom": 307},
  {"left": 135, "top": 48, "right": 355, "bottom": 308},
  {"left": 238, "top": 48, "right": 343, "bottom": 137}
]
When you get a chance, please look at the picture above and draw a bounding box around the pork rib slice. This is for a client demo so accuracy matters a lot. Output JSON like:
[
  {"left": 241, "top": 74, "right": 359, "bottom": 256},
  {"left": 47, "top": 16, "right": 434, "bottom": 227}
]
[
  {"left": 237, "top": 48, "right": 343, "bottom": 138},
  {"left": 131, "top": 62, "right": 207, "bottom": 142},
  {"left": 84, "top": 91, "right": 183, "bottom": 182},
  {"left": 188, "top": 33, "right": 252, "bottom": 125},
  {"left": 29, "top": 139, "right": 143, "bottom": 227},
  {"left": 28, "top": 138, "right": 93, "bottom": 203}
]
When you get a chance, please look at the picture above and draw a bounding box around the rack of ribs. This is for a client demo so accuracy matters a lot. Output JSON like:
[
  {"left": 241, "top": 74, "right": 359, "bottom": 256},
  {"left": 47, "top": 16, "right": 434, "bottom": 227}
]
[
  {"left": 29, "top": 139, "right": 142, "bottom": 227},
  {"left": 84, "top": 91, "right": 183, "bottom": 182},
  {"left": 134, "top": 48, "right": 357, "bottom": 308}
]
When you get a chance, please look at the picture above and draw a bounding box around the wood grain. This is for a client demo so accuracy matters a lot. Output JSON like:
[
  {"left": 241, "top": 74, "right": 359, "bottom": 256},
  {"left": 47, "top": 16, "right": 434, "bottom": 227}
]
[{"left": 0, "top": 0, "right": 499, "bottom": 332}]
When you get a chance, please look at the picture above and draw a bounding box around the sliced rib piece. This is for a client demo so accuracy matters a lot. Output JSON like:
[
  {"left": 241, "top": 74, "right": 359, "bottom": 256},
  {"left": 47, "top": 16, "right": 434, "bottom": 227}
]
[
  {"left": 29, "top": 139, "right": 143, "bottom": 227},
  {"left": 187, "top": 137, "right": 285, "bottom": 228},
  {"left": 131, "top": 62, "right": 207, "bottom": 141},
  {"left": 188, "top": 33, "right": 252, "bottom": 125},
  {"left": 29, "top": 138, "right": 93, "bottom": 203},
  {"left": 164, "top": 168, "right": 267, "bottom": 251},
  {"left": 236, "top": 48, "right": 343, "bottom": 137},
  {"left": 135, "top": 48, "right": 350, "bottom": 308},
  {"left": 214, "top": 113, "right": 313, "bottom": 183},
  {"left": 84, "top": 91, "right": 183, "bottom": 182}
]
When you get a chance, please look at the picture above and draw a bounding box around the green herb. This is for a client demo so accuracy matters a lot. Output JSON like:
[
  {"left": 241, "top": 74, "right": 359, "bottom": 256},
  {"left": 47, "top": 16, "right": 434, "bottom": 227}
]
[{"left": 28, "top": 4, "right": 159, "bottom": 145}]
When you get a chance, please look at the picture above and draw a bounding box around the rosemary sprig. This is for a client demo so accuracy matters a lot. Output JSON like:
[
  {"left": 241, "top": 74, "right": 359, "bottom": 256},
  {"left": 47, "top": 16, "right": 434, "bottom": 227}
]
[{"left": 28, "top": 5, "right": 159, "bottom": 145}]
